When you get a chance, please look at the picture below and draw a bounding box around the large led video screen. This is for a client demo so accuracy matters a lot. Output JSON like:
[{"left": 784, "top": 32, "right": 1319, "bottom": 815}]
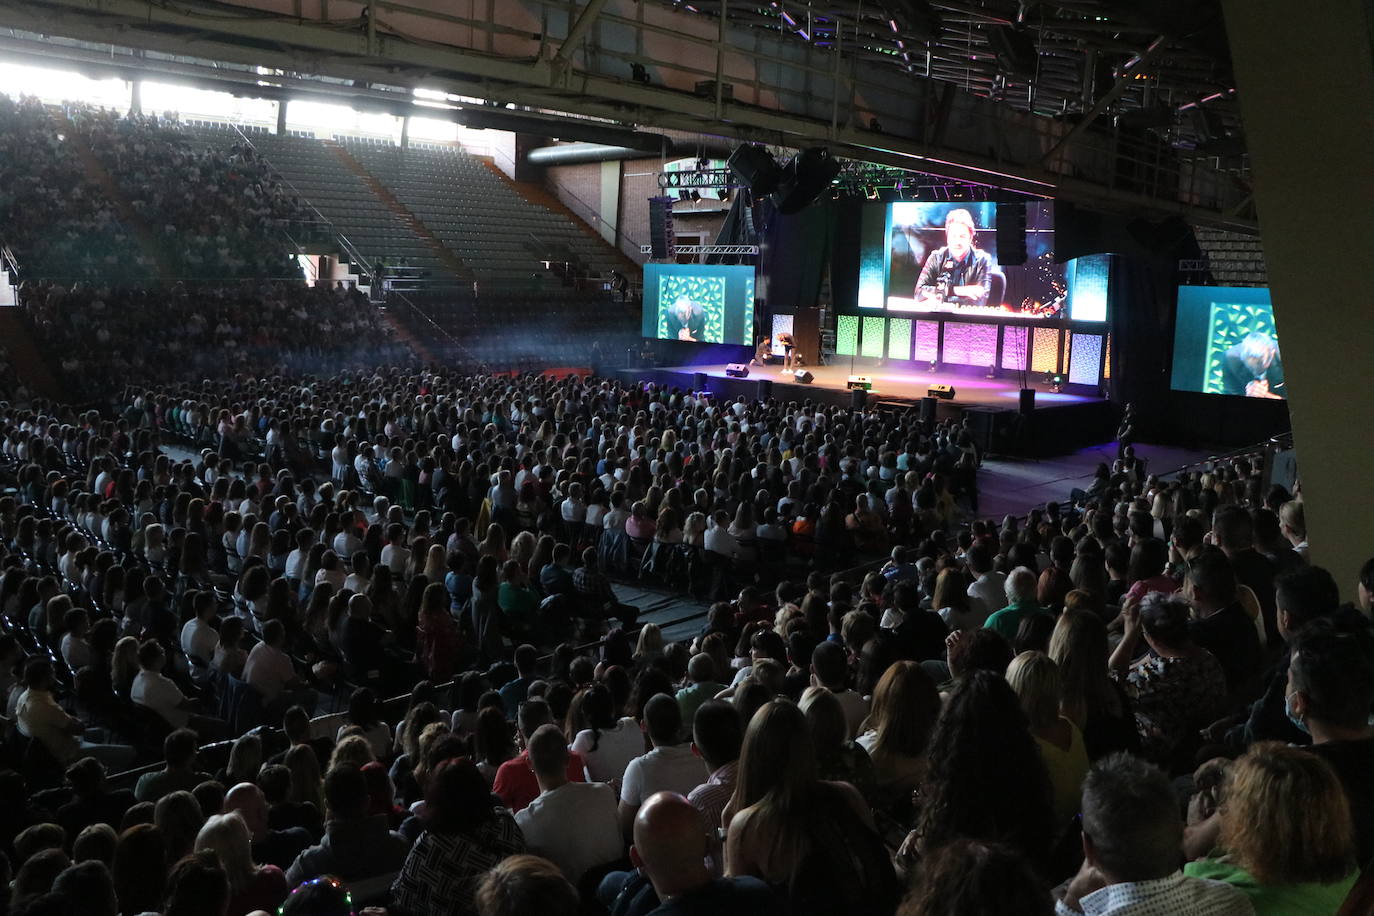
[
  {"left": 856, "top": 201, "right": 1109, "bottom": 322},
  {"left": 642, "top": 263, "right": 756, "bottom": 345},
  {"left": 1170, "top": 286, "right": 1285, "bottom": 399}
]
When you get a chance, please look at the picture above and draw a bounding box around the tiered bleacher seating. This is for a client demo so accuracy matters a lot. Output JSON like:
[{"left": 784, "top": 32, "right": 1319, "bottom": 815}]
[
  {"left": 203, "top": 127, "right": 456, "bottom": 284},
  {"left": 340, "top": 139, "right": 622, "bottom": 287}
]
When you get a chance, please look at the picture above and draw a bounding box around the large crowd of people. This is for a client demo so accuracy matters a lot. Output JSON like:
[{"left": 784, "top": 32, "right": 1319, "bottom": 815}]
[
  {"left": 74, "top": 108, "right": 313, "bottom": 279},
  {"left": 0, "top": 97, "right": 151, "bottom": 282},
  {"left": 0, "top": 356, "right": 1364, "bottom": 916},
  {"left": 0, "top": 87, "right": 1365, "bottom": 916},
  {"left": 17, "top": 279, "right": 414, "bottom": 402}
]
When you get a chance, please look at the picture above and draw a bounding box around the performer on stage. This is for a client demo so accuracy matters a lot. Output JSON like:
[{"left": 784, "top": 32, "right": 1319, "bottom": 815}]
[
  {"left": 751, "top": 335, "right": 772, "bottom": 366},
  {"left": 914, "top": 208, "right": 994, "bottom": 307},
  {"left": 664, "top": 296, "right": 706, "bottom": 342},
  {"left": 777, "top": 331, "right": 796, "bottom": 370},
  {"left": 1222, "top": 332, "right": 1284, "bottom": 399}
]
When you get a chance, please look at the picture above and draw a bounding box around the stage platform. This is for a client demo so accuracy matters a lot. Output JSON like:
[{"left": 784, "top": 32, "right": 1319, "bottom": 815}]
[{"left": 621, "top": 360, "right": 1117, "bottom": 456}]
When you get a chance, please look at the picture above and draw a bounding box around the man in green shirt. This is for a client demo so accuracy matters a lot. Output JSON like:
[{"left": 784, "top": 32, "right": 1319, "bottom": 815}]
[
  {"left": 675, "top": 654, "right": 726, "bottom": 727},
  {"left": 985, "top": 567, "right": 1051, "bottom": 643}
]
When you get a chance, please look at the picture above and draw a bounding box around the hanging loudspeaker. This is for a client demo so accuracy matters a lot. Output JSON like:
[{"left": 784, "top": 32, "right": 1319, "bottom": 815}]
[
  {"left": 648, "top": 196, "right": 675, "bottom": 259},
  {"left": 996, "top": 202, "right": 1028, "bottom": 266}
]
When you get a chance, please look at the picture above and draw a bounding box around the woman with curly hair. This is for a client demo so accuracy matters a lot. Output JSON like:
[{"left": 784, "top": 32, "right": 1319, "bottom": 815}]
[
  {"left": 912, "top": 669, "right": 1055, "bottom": 870},
  {"left": 897, "top": 838, "right": 1051, "bottom": 916},
  {"left": 1185, "top": 743, "right": 1358, "bottom": 913}
]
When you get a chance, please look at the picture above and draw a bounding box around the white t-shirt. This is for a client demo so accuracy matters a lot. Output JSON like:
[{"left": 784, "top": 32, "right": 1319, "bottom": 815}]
[
  {"left": 704, "top": 526, "right": 738, "bottom": 558},
  {"left": 833, "top": 689, "right": 870, "bottom": 740},
  {"left": 243, "top": 642, "right": 296, "bottom": 705},
  {"left": 132, "top": 670, "right": 190, "bottom": 727},
  {"left": 381, "top": 544, "right": 411, "bottom": 575},
  {"left": 570, "top": 718, "right": 646, "bottom": 788},
  {"left": 181, "top": 618, "right": 217, "bottom": 662},
  {"left": 333, "top": 531, "right": 363, "bottom": 559},
  {"left": 60, "top": 634, "right": 91, "bottom": 671},
  {"left": 284, "top": 548, "right": 307, "bottom": 581},
  {"left": 515, "top": 782, "right": 624, "bottom": 884},
  {"left": 619, "top": 744, "right": 708, "bottom": 806}
]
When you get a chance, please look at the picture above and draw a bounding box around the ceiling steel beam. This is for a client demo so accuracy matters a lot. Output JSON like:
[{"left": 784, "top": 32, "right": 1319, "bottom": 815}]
[
  {"left": 1040, "top": 34, "right": 1167, "bottom": 166},
  {"left": 0, "top": 0, "right": 1255, "bottom": 231},
  {"left": 553, "top": 0, "right": 611, "bottom": 63}
]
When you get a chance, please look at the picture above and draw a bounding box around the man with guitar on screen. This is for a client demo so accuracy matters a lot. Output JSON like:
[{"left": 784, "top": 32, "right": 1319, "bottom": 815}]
[{"left": 914, "top": 208, "right": 994, "bottom": 307}]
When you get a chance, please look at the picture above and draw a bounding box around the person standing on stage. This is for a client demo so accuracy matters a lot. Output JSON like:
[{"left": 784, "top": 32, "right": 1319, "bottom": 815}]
[
  {"left": 915, "top": 208, "right": 994, "bottom": 307},
  {"left": 777, "top": 332, "right": 796, "bottom": 370}
]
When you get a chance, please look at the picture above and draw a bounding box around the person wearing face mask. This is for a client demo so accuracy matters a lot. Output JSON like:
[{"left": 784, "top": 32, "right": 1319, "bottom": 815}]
[{"left": 1284, "top": 621, "right": 1374, "bottom": 867}]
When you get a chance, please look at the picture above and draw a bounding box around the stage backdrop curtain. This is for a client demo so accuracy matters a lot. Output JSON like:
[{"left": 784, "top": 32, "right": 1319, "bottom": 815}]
[{"left": 1109, "top": 254, "right": 1179, "bottom": 435}]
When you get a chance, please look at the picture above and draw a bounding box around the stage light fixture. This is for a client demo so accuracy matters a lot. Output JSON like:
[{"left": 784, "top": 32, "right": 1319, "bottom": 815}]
[
  {"left": 986, "top": 363, "right": 997, "bottom": 379},
  {"left": 929, "top": 359, "right": 938, "bottom": 372},
  {"left": 1051, "top": 374, "right": 1064, "bottom": 393}
]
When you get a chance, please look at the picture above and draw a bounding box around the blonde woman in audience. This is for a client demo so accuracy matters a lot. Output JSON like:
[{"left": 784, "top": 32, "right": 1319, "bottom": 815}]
[
  {"left": 1005, "top": 651, "right": 1089, "bottom": 828},
  {"left": 194, "top": 812, "right": 288, "bottom": 915},
  {"left": 1185, "top": 743, "right": 1358, "bottom": 913},
  {"left": 329, "top": 733, "right": 376, "bottom": 771},
  {"left": 856, "top": 661, "right": 941, "bottom": 809}
]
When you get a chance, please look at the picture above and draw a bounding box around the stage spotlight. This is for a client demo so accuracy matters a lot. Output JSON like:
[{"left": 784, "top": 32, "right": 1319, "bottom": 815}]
[
  {"left": 1051, "top": 374, "right": 1064, "bottom": 393},
  {"left": 929, "top": 359, "right": 938, "bottom": 372}
]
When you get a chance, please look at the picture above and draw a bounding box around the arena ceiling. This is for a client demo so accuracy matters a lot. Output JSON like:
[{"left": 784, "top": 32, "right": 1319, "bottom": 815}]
[{"left": 0, "top": 0, "right": 1254, "bottom": 231}]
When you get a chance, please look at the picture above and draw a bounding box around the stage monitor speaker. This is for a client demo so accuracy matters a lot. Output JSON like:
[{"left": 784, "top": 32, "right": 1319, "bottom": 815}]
[
  {"left": 850, "top": 388, "right": 867, "bottom": 410},
  {"left": 928, "top": 384, "right": 956, "bottom": 400},
  {"left": 727, "top": 145, "right": 782, "bottom": 197},
  {"left": 920, "top": 396, "right": 937, "bottom": 425},
  {"left": 966, "top": 407, "right": 1016, "bottom": 455},
  {"left": 996, "top": 202, "right": 1028, "bottom": 266},
  {"left": 725, "top": 363, "right": 750, "bottom": 378},
  {"left": 692, "top": 372, "right": 709, "bottom": 392},
  {"left": 1019, "top": 388, "right": 1036, "bottom": 414},
  {"left": 756, "top": 379, "right": 773, "bottom": 400},
  {"left": 792, "top": 369, "right": 814, "bottom": 384},
  {"left": 846, "top": 375, "right": 873, "bottom": 391},
  {"left": 648, "top": 196, "right": 675, "bottom": 259}
]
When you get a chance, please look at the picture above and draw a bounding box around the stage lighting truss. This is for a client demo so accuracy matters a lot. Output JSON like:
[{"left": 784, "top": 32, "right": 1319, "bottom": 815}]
[
  {"left": 639, "top": 244, "right": 760, "bottom": 256},
  {"left": 657, "top": 169, "right": 743, "bottom": 189}
]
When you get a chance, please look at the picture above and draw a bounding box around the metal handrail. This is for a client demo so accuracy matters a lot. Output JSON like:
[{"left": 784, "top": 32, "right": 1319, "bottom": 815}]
[
  {"left": 221, "top": 121, "right": 375, "bottom": 278},
  {"left": 543, "top": 178, "right": 647, "bottom": 266},
  {"left": 384, "top": 289, "right": 486, "bottom": 368}
]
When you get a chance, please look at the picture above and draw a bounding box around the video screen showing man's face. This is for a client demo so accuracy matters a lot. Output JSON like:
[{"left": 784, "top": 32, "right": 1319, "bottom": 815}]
[{"left": 945, "top": 219, "right": 974, "bottom": 260}]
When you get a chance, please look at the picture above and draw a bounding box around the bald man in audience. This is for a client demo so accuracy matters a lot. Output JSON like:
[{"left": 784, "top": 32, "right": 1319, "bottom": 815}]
[
  {"left": 223, "top": 781, "right": 313, "bottom": 870},
  {"left": 630, "top": 792, "right": 782, "bottom": 915}
]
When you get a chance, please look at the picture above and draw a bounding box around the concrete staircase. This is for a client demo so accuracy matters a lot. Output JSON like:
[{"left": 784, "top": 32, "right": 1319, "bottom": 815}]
[
  {"left": 475, "top": 158, "right": 643, "bottom": 280},
  {"left": 0, "top": 309, "right": 63, "bottom": 401},
  {"left": 325, "top": 142, "right": 474, "bottom": 282}
]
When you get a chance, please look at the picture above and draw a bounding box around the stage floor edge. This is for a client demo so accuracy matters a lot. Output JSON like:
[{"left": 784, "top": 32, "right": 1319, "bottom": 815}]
[{"left": 618, "top": 362, "right": 1117, "bottom": 456}]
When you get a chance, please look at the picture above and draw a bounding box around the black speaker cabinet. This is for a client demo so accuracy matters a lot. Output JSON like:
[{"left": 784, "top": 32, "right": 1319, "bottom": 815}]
[
  {"left": 725, "top": 363, "right": 750, "bottom": 378},
  {"left": 1019, "top": 388, "right": 1036, "bottom": 414}
]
